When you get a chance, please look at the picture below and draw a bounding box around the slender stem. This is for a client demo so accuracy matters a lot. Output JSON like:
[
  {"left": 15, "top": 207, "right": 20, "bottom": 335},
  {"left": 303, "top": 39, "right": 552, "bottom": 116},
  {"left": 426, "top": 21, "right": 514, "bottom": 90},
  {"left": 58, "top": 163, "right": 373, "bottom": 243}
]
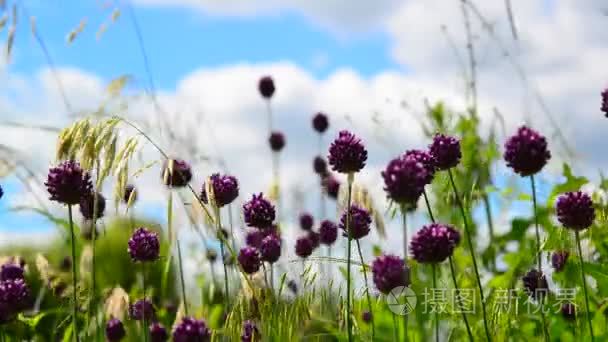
[
  {"left": 355, "top": 240, "right": 375, "bottom": 338},
  {"left": 345, "top": 174, "right": 354, "bottom": 342},
  {"left": 176, "top": 239, "right": 188, "bottom": 316},
  {"left": 400, "top": 207, "right": 409, "bottom": 342},
  {"left": 447, "top": 168, "right": 491, "bottom": 341},
  {"left": 575, "top": 231, "right": 595, "bottom": 341},
  {"left": 142, "top": 263, "right": 148, "bottom": 342},
  {"left": 449, "top": 256, "right": 474, "bottom": 341},
  {"left": 270, "top": 263, "right": 274, "bottom": 292},
  {"left": 530, "top": 175, "right": 550, "bottom": 342},
  {"left": 266, "top": 99, "right": 273, "bottom": 133},
  {"left": 425, "top": 189, "right": 473, "bottom": 341},
  {"left": 68, "top": 205, "right": 80, "bottom": 342},
  {"left": 262, "top": 263, "right": 270, "bottom": 289},
  {"left": 482, "top": 194, "right": 497, "bottom": 272},
  {"left": 392, "top": 313, "right": 399, "bottom": 342},
  {"left": 215, "top": 206, "right": 230, "bottom": 311},
  {"left": 432, "top": 264, "right": 439, "bottom": 342}
]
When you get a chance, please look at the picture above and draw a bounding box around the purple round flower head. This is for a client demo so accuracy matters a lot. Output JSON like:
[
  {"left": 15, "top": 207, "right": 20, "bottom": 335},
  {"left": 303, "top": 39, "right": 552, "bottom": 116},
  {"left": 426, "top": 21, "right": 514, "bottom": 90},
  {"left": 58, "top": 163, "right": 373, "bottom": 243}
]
[
  {"left": 322, "top": 174, "right": 340, "bottom": 199},
  {"left": 372, "top": 255, "right": 410, "bottom": 294},
  {"left": 308, "top": 231, "right": 320, "bottom": 249},
  {"left": 0, "top": 278, "right": 29, "bottom": 323},
  {"left": 602, "top": 88, "right": 608, "bottom": 117},
  {"left": 129, "top": 298, "right": 156, "bottom": 321},
  {"left": 551, "top": 250, "right": 569, "bottom": 272},
  {"left": 161, "top": 159, "right": 192, "bottom": 188},
  {"left": 319, "top": 220, "right": 338, "bottom": 245},
  {"left": 245, "top": 229, "right": 264, "bottom": 248},
  {"left": 404, "top": 149, "right": 436, "bottom": 184},
  {"left": 381, "top": 155, "right": 429, "bottom": 205},
  {"left": 128, "top": 227, "right": 160, "bottom": 262},
  {"left": 105, "top": 318, "right": 126, "bottom": 341},
  {"left": 299, "top": 212, "right": 314, "bottom": 231},
  {"left": 312, "top": 112, "right": 329, "bottom": 133},
  {"left": 200, "top": 173, "right": 239, "bottom": 208},
  {"left": 79, "top": 191, "right": 106, "bottom": 220},
  {"left": 295, "top": 236, "right": 314, "bottom": 258},
  {"left": 258, "top": 76, "right": 275, "bottom": 99},
  {"left": 339, "top": 205, "right": 372, "bottom": 240},
  {"left": 328, "top": 130, "right": 368, "bottom": 174},
  {"left": 45, "top": 160, "right": 93, "bottom": 205},
  {"left": 173, "top": 317, "right": 211, "bottom": 342},
  {"left": 243, "top": 193, "right": 276, "bottom": 229},
  {"left": 268, "top": 131, "right": 286, "bottom": 152},
  {"left": 429, "top": 133, "right": 461, "bottom": 170},
  {"left": 410, "top": 223, "right": 460, "bottom": 264},
  {"left": 287, "top": 280, "right": 298, "bottom": 294},
  {"left": 522, "top": 269, "right": 549, "bottom": 300},
  {"left": 556, "top": 191, "right": 595, "bottom": 230},
  {"left": 503, "top": 126, "right": 551, "bottom": 176},
  {"left": 260, "top": 234, "right": 281, "bottom": 263},
  {"left": 150, "top": 322, "right": 169, "bottom": 342},
  {"left": 123, "top": 184, "right": 137, "bottom": 204},
  {"left": 238, "top": 246, "right": 261, "bottom": 274},
  {"left": 1, "top": 262, "right": 24, "bottom": 281},
  {"left": 561, "top": 302, "right": 576, "bottom": 321},
  {"left": 313, "top": 156, "right": 327, "bottom": 175},
  {"left": 241, "top": 320, "right": 260, "bottom": 342},
  {"left": 362, "top": 311, "right": 372, "bottom": 323}
]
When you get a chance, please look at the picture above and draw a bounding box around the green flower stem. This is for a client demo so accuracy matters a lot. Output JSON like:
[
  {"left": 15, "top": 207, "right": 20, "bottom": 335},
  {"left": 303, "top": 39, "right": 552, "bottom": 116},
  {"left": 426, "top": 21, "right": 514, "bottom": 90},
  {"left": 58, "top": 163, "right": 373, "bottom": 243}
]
[
  {"left": 432, "top": 264, "right": 439, "bottom": 342},
  {"left": 67, "top": 204, "right": 80, "bottom": 342},
  {"left": 355, "top": 239, "right": 375, "bottom": 338},
  {"left": 400, "top": 207, "right": 409, "bottom": 342},
  {"left": 392, "top": 313, "right": 399, "bottom": 342},
  {"left": 575, "top": 231, "right": 595, "bottom": 341},
  {"left": 423, "top": 189, "right": 473, "bottom": 341},
  {"left": 142, "top": 262, "right": 148, "bottom": 342},
  {"left": 176, "top": 238, "right": 188, "bottom": 316},
  {"left": 447, "top": 169, "right": 491, "bottom": 342},
  {"left": 214, "top": 205, "right": 230, "bottom": 310},
  {"left": 345, "top": 173, "right": 354, "bottom": 342},
  {"left": 530, "top": 175, "right": 550, "bottom": 342}
]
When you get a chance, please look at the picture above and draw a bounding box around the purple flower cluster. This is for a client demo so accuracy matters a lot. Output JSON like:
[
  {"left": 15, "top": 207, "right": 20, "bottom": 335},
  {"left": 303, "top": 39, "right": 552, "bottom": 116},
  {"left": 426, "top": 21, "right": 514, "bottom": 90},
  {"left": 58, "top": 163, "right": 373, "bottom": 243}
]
[
  {"left": 79, "top": 191, "right": 106, "bottom": 220},
  {"left": 312, "top": 112, "right": 329, "bottom": 133},
  {"left": 319, "top": 220, "right": 338, "bottom": 245},
  {"left": 1, "top": 262, "right": 24, "bottom": 281},
  {"left": 173, "top": 317, "right": 211, "bottom": 342},
  {"left": 123, "top": 184, "right": 137, "bottom": 205},
  {"left": 200, "top": 173, "right": 239, "bottom": 208},
  {"left": 150, "top": 322, "right": 169, "bottom": 342},
  {"left": 313, "top": 156, "right": 327, "bottom": 175},
  {"left": 258, "top": 76, "right": 275, "bottom": 99},
  {"left": 162, "top": 159, "right": 193, "bottom": 187},
  {"left": 372, "top": 255, "right": 409, "bottom": 294},
  {"left": 339, "top": 205, "right": 371, "bottom": 240},
  {"left": 105, "top": 318, "right": 126, "bottom": 341},
  {"left": 382, "top": 154, "right": 429, "bottom": 205},
  {"left": 260, "top": 234, "right": 281, "bottom": 264},
  {"left": 299, "top": 212, "right": 314, "bottom": 231},
  {"left": 328, "top": 130, "right": 368, "bottom": 174},
  {"left": 404, "top": 149, "right": 436, "bottom": 184},
  {"left": 243, "top": 193, "right": 276, "bottom": 229},
  {"left": 238, "top": 246, "right": 261, "bottom": 274},
  {"left": 241, "top": 320, "right": 260, "bottom": 342},
  {"left": 129, "top": 298, "right": 156, "bottom": 321},
  {"left": 429, "top": 134, "right": 461, "bottom": 170},
  {"left": 269, "top": 131, "right": 286, "bottom": 152},
  {"left": 556, "top": 191, "right": 595, "bottom": 230},
  {"left": 322, "top": 174, "right": 340, "bottom": 199},
  {"left": 45, "top": 160, "right": 93, "bottom": 205},
  {"left": 551, "top": 250, "right": 569, "bottom": 272},
  {"left": 295, "top": 236, "right": 314, "bottom": 258},
  {"left": 128, "top": 228, "right": 160, "bottom": 262},
  {"left": 522, "top": 269, "right": 549, "bottom": 300},
  {"left": 0, "top": 278, "right": 29, "bottom": 324},
  {"left": 561, "top": 302, "right": 576, "bottom": 321},
  {"left": 503, "top": 126, "right": 551, "bottom": 176},
  {"left": 410, "top": 223, "right": 460, "bottom": 264}
]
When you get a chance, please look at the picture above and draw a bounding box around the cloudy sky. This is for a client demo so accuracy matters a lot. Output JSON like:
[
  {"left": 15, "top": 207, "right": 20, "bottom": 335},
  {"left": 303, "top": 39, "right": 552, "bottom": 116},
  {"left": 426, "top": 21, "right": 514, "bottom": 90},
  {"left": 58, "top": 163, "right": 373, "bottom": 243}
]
[{"left": 0, "top": 0, "right": 606, "bottom": 266}]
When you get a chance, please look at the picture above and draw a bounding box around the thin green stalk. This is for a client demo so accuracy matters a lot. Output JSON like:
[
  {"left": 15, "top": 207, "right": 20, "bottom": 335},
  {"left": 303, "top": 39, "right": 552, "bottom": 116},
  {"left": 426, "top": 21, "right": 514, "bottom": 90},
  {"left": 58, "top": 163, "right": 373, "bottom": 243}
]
[
  {"left": 215, "top": 206, "right": 230, "bottom": 310},
  {"left": 392, "top": 313, "right": 399, "bottom": 342},
  {"left": 447, "top": 168, "right": 491, "bottom": 341},
  {"left": 575, "top": 231, "right": 595, "bottom": 341},
  {"left": 176, "top": 238, "right": 188, "bottom": 316},
  {"left": 482, "top": 193, "right": 497, "bottom": 272},
  {"left": 68, "top": 205, "right": 80, "bottom": 342},
  {"left": 423, "top": 189, "right": 473, "bottom": 341},
  {"left": 530, "top": 175, "right": 550, "bottom": 342},
  {"left": 432, "top": 264, "right": 439, "bottom": 342},
  {"left": 142, "top": 262, "right": 148, "bottom": 342},
  {"left": 355, "top": 239, "right": 375, "bottom": 338},
  {"left": 345, "top": 173, "right": 354, "bottom": 342},
  {"left": 400, "top": 207, "right": 409, "bottom": 341}
]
